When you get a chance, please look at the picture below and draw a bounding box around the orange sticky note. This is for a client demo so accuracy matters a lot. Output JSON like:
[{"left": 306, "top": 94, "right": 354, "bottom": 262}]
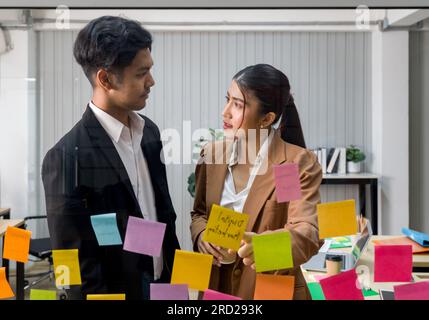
[
  {"left": 3, "top": 226, "right": 32, "bottom": 263},
  {"left": 171, "top": 250, "right": 213, "bottom": 291},
  {"left": 0, "top": 267, "right": 14, "bottom": 299},
  {"left": 317, "top": 199, "right": 358, "bottom": 239},
  {"left": 254, "top": 274, "right": 295, "bottom": 300},
  {"left": 87, "top": 294, "right": 126, "bottom": 300}
]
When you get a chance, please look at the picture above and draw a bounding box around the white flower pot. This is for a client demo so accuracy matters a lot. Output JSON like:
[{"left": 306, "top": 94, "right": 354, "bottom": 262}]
[{"left": 347, "top": 161, "right": 362, "bottom": 173}]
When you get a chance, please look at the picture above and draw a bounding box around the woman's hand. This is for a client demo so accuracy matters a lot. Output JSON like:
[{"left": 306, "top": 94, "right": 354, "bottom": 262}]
[
  {"left": 230, "top": 230, "right": 275, "bottom": 270},
  {"left": 196, "top": 232, "right": 223, "bottom": 267}
]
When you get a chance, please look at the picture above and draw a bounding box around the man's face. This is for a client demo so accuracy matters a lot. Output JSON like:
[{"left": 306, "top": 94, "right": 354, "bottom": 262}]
[{"left": 109, "top": 48, "right": 155, "bottom": 112}]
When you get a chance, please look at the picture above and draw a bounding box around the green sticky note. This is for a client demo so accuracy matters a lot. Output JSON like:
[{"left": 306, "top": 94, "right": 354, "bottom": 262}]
[
  {"left": 30, "top": 289, "right": 57, "bottom": 300},
  {"left": 307, "top": 282, "right": 325, "bottom": 300},
  {"left": 362, "top": 288, "right": 379, "bottom": 297},
  {"left": 252, "top": 231, "right": 293, "bottom": 272}
]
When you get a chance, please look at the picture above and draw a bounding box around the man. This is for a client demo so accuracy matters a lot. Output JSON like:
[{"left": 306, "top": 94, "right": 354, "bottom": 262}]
[{"left": 42, "top": 16, "right": 180, "bottom": 300}]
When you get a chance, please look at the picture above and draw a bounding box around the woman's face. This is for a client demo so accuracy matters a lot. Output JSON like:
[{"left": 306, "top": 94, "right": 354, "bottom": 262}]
[{"left": 222, "top": 80, "right": 262, "bottom": 136}]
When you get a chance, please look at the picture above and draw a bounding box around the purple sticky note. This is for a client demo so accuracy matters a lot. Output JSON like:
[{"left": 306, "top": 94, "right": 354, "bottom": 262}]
[
  {"left": 374, "top": 245, "right": 413, "bottom": 282},
  {"left": 273, "top": 163, "right": 302, "bottom": 203},
  {"left": 203, "top": 289, "right": 242, "bottom": 300},
  {"left": 319, "top": 269, "right": 364, "bottom": 300},
  {"left": 394, "top": 281, "right": 429, "bottom": 300},
  {"left": 123, "top": 216, "right": 166, "bottom": 257},
  {"left": 150, "top": 283, "right": 189, "bottom": 300}
]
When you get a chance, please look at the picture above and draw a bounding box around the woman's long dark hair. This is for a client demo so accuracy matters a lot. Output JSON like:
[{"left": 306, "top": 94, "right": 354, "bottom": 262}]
[{"left": 233, "top": 64, "right": 306, "bottom": 148}]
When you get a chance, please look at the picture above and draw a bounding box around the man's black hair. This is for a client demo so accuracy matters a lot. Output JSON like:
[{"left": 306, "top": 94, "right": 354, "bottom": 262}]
[{"left": 73, "top": 15, "right": 152, "bottom": 86}]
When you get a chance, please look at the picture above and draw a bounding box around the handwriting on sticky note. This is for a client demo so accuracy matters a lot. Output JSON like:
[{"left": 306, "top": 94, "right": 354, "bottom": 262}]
[
  {"left": 317, "top": 199, "right": 358, "bottom": 239},
  {"left": 254, "top": 274, "right": 295, "bottom": 300},
  {"left": 150, "top": 283, "right": 189, "bottom": 300},
  {"left": 171, "top": 250, "right": 213, "bottom": 291},
  {"left": 52, "top": 249, "right": 82, "bottom": 286},
  {"left": 203, "top": 289, "right": 242, "bottom": 300},
  {"left": 3, "top": 226, "right": 32, "bottom": 263},
  {"left": 0, "top": 267, "right": 14, "bottom": 299},
  {"left": 30, "top": 289, "right": 56, "bottom": 300},
  {"left": 374, "top": 245, "right": 413, "bottom": 282},
  {"left": 394, "top": 281, "right": 429, "bottom": 300},
  {"left": 90, "top": 213, "right": 122, "bottom": 246},
  {"left": 252, "top": 231, "right": 293, "bottom": 272},
  {"left": 319, "top": 269, "right": 364, "bottom": 300},
  {"left": 203, "top": 204, "right": 249, "bottom": 251},
  {"left": 87, "top": 294, "right": 126, "bottom": 300},
  {"left": 123, "top": 216, "right": 166, "bottom": 257},
  {"left": 273, "top": 163, "right": 302, "bottom": 203}
]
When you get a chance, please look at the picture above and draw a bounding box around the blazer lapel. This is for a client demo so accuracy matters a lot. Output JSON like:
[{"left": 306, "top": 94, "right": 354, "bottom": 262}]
[
  {"left": 242, "top": 131, "right": 288, "bottom": 232},
  {"left": 82, "top": 106, "right": 141, "bottom": 215}
]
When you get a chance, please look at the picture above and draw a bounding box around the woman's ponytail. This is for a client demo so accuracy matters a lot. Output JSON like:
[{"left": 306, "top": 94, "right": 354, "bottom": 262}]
[{"left": 279, "top": 95, "right": 306, "bottom": 148}]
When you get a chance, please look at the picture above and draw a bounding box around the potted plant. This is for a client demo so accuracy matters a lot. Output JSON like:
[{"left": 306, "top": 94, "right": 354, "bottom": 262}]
[
  {"left": 346, "top": 145, "right": 366, "bottom": 173},
  {"left": 187, "top": 129, "right": 224, "bottom": 198}
]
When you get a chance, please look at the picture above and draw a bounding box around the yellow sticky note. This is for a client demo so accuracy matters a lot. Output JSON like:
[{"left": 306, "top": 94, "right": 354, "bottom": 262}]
[
  {"left": 171, "top": 250, "right": 213, "bottom": 291},
  {"left": 52, "top": 249, "right": 82, "bottom": 286},
  {"left": 30, "top": 289, "right": 57, "bottom": 300},
  {"left": 3, "top": 226, "right": 32, "bottom": 263},
  {"left": 202, "top": 204, "right": 249, "bottom": 251},
  {"left": 252, "top": 231, "right": 294, "bottom": 272},
  {"left": 87, "top": 294, "right": 126, "bottom": 300},
  {"left": 0, "top": 267, "right": 14, "bottom": 299},
  {"left": 317, "top": 199, "right": 358, "bottom": 239}
]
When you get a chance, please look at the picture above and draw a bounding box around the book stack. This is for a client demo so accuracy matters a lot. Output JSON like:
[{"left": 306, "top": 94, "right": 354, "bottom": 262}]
[{"left": 311, "top": 147, "right": 347, "bottom": 174}]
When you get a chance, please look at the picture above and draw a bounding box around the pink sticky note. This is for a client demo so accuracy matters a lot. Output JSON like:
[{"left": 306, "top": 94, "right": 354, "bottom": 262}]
[
  {"left": 203, "top": 289, "right": 242, "bottom": 300},
  {"left": 123, "top": 216, "right": 166, "bottom": 257},
  {"left": 273, "top": 163, "right": 302, "bottom": 203},
  {"left": 394, "top": 281, "right": 429, "bottom": 300},
  {"left": 374, "top": 245, "right": 413, "bottom": 282},
  {"left": 319, "top": 269, "right": 364, "bottom": 300},
  {"left": 150, "top": 283, "right": 189, "bottom": 300}
]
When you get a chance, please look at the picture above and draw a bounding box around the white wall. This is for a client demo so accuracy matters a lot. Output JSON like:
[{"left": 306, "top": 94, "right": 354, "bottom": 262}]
[{"left": 371, "top": 30, "right": 409, "bottom": 235}]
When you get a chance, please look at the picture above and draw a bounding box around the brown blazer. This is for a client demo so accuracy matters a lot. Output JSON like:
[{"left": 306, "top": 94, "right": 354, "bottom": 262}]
[{"left": 190, "top": 130, "right": 323, "bottom": 300}]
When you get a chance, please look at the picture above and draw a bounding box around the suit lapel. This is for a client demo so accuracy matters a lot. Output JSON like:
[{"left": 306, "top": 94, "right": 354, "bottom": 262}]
[
  {"left": 82, "top": 106, "right": 141, "bottom": 215},
  {"left": 242, "top": 131, "right": 288, "bottom": 232}
]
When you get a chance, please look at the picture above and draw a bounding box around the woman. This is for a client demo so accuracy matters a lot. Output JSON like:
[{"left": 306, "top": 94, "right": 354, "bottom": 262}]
[{"left": 190, "top": 64, "right": 322, "bottom": 300}]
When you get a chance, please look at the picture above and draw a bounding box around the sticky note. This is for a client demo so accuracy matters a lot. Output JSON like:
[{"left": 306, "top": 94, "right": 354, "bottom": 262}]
[
  {"left": 90, "top": 213, "right": 122, "bottom": 246},
  {"left": 30, "top": 289, "right": 57, "bottom": 300},
  {"left": 87, "top": 294, "right": 126, "bottom": 300},
  {"left": 307, "top": 282, "right": 325, "bottom": 300},
  {"left": 202, "top": 204, "right": 249, "bottom": 251},
  {"left": 52, "top": 249, "right": 82, "bottom": 286},
  {"left": 319, "top": 269, "right": 364, "bottom": 300},
  {"left": 203, "top": 289, "right": 242, "bottom": 300},
  {"left": 3, "top": 226, "right": 32, "bottom": 263},
  {"left": 171, "top": 250, "right": 213, "bottom": 291},
  {"left": 123, "top": 216, "right": 166, "bottom": 257},
  {"left": 150, "top": 283, "right": 189, "bottom": 300},
  {"left": 0, "top": 267, "right": 14, "bottom": 299},
  {"left": 362, "top": 288, "right": 379, "bottom": 297},
  {"left": 374, "top": 245, "right": 413, "bottom": 282},
  {"left": 313, "top": 274, "right": 329, "bottom": 282},
  {"left": 254, "top": 274, "right": 295, "bottom": 300},
  {"left": 252, "top": 231, "right": 293, "bottom": 272},
  {"left": 273, "top": 163, "right": 302, "bottom": 203},
  {"left": 317, "top": 200, "right": 358, "bottom": 239},
  {"left": 394, "top": 281, "right": 429, "bottom": 300}
]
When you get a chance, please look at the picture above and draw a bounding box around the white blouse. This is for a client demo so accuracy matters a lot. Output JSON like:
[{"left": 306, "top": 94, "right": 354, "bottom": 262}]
[{"left": 219, "top": 130, "right": 275, "bottom": 213}]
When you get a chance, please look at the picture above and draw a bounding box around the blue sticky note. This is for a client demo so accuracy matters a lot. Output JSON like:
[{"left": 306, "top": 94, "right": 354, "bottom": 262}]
[{"left": 90, "top": 213, "right": 122, "bottom": 246}]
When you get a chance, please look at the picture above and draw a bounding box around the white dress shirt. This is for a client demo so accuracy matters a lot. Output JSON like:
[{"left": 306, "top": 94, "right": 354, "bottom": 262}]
[
  {"left": 89, "top": 102, "right": 163, "bottom": 280},
  {"left": 220, "top": 129, "right": 274, "bottom": 213}
]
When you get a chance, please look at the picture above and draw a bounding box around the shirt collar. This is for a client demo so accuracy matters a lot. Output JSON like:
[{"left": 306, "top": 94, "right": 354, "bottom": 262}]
[
  {"left": 89, "top": 101, "right": 145, "bottom": 143},
  {"left": 228, "top": 129, "right": 275, "bottom": 168}
]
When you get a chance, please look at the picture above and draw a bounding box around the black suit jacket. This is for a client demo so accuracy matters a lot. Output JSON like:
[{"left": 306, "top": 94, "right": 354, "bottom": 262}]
[{"left": 42, "top": 106, "right": 180, "bottom": 300}]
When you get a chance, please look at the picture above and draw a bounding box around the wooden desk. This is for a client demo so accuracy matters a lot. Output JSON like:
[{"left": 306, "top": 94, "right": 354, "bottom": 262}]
[
  {"left": 322, "top": 173, "right": 379, "bottom": 234},
  {"left": 0, "top": 219, "right": 26, "bottom": 300},
  {"left": 302, "top": 235, "right": 429, "bottom": 300}
]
